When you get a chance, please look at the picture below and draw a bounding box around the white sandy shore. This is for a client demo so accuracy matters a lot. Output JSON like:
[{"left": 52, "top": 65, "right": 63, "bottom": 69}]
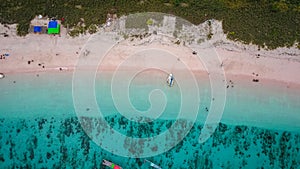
[
  {"left": 1, "top": 24, "right": 300, "bottom": 88},
  {"left": 0, "top": 18, "right": 300, "bottom": 93}
]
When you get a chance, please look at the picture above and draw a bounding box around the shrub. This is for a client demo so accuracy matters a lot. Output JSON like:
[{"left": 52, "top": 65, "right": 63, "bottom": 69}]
[{"left": 1, "top": 0, "right": 299, "bottom": 49}]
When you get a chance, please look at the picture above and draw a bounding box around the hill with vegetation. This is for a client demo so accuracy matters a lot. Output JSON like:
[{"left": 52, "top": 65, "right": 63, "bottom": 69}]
[{"left": 1, "top": 0, "right": 299, "bottom": 49}]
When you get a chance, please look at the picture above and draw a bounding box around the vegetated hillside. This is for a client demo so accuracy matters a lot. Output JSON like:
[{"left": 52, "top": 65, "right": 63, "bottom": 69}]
[{"left": 1, "top": 0, "right": 299, "bottom": 49}]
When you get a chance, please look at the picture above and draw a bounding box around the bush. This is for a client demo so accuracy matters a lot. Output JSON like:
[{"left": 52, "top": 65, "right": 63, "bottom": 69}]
[
  {"left": 1, "top": 0, "right": 299, "bottom": 49},
  {"left": 87, "top": 24, "right": 98, "bottom": 34},
  {"left": 17, "top": 21, "right": 30, "bottom": 36}
]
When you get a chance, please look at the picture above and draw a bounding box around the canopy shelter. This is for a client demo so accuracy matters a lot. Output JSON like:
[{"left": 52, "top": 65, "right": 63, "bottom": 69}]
[
  {"left": 29, "top": 15, "right": 49, "bottom": 34},
  {"left": 33, "top": 26, "right": 42, "bottom": 33},
  {"left": 48, "top": 20, "right": 60, "bottom": 34}
]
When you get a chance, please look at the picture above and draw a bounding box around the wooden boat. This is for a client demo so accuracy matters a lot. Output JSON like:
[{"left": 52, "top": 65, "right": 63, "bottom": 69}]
[{"left": 102, "top": 159, "right": 122, "bottom": 169}]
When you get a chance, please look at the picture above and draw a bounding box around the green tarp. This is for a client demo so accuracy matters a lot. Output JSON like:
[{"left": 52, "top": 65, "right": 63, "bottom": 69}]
[{"left": 48, "top": 24, "right": 60, "bottom": 34}]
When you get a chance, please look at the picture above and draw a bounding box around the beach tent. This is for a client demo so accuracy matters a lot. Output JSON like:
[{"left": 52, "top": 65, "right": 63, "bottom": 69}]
[
  {"left": 48, "top": 21, "right": 57, "bottom": 28},
  {"left": 48, "top": 20, "right": 60, "bottom": 34},
  {"left": 33, "top": 26, "right": 42, "bottom": 33}
]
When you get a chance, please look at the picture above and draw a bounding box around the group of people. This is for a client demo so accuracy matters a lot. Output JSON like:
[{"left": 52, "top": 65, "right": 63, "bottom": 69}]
[{"left": 0, "top": 53, "right": 9, "bottom": 60}]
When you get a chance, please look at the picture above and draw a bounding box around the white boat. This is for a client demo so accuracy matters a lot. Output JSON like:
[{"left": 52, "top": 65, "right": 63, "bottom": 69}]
[
  {"left": 0, "top": 73, "right": 4, "bottom": 79},
  {"left": 144, "top": 159, "right": 162, "bottom": 169},
  {"left": 166, "top": 73, "right": 174, "bottom": 87}
]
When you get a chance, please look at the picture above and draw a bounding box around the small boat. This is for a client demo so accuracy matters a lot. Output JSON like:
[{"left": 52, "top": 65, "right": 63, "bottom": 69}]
[
  {"left": 166, "top": 73, "right": 174, "bottom": 87},
  {"left": 0, "top": 73, "right": 4, "bottom": 79},
  {"left": 144, "top": 159, "right": 162, "bottom": 169},
  {"left": 102, "top": 159, "right": 122, "bottom": 169}
]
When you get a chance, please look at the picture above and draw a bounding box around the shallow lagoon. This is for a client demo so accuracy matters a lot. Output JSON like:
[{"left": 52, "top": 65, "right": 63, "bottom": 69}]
[{"left": 0, "top": 72, "right": 299, "bottom": 168}]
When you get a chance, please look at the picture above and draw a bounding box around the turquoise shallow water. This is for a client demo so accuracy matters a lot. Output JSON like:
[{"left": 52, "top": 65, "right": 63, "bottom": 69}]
[{"left": 0, "top": 72, "right": 300, "bottom": 168}]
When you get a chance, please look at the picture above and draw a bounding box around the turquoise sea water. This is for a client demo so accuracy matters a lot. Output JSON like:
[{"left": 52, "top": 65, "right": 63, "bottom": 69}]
[{"left": 0, "top": 72, "right": 300, "bottom": 168}]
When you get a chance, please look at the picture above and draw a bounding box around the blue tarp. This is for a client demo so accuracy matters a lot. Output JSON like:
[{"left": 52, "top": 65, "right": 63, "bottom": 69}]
[
  {"left": 48, "top": 21, "right": 58, "bottom": 28},
  {"left": 33, "top": 26, "right": 42, "bottom": 33}
]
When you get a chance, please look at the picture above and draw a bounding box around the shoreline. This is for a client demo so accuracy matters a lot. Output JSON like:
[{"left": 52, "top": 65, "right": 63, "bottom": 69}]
[
  {"left": 2, "top": 65, "right": 300, "bottom": 90},
  {"left": 1, "top": 32, "right": 299, "bottom": 87},
  {"left": 1, "top": 22, "right": 300, "bottom": 133}
]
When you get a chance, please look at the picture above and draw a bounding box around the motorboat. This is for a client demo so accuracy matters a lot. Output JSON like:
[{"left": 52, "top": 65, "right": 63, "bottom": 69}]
[{"left": 167, "top": 73, "right": 174, "bottom": 87}]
